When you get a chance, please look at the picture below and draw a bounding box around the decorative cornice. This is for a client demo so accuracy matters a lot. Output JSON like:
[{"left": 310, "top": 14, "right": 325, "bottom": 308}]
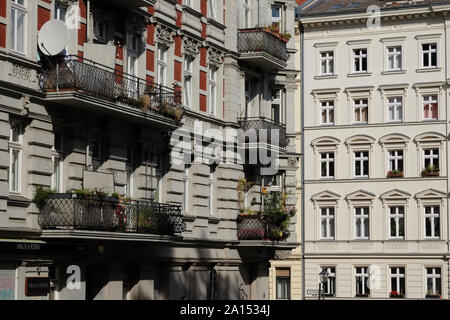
[
  {"left": 208, "top": 48, "right": 224, "bottom": 69},
  {"left": 183, "top": 37, "right": 200, "bottom": 58},
  {"left": 156, "top": 25, "right": 175, "bottom": 47}
]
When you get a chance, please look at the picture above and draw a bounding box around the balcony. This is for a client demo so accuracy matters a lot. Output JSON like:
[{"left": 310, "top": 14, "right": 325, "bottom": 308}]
[
  {"left": 40, "top": 55, "right": 183, "bottom": 126},
  {"left": 99, "top": 0, "right": 154, "bottom": 9},
  {"left": 237, "top": 214, "right": 290, "bottom": 242},
  {"left": 238, "top": 117, "right": 288, "bottom": 151},
  {"left": 38, "top": 194, "right": 186, "bottom": 237},
  {"left": 237, "top": 28, "right": 289, "bottom": 69}
]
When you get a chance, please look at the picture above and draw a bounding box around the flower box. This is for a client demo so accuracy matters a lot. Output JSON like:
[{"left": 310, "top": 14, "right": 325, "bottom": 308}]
[
  {"left": 387, "top": 170, "right": 404, "bottom": 178},
  {"left": 389, "top": 291, "right": 404, "bottom": 298},
  {"left": 421, "top": 171, "right": 440, "bottom": 177}
]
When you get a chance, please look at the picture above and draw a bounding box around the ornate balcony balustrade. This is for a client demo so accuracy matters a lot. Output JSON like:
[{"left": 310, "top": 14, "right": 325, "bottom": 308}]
[
  {"left": 238, "top": 117, "right": 288, "bottom": 149},
  {"left": 38, "top": 194, "right": 186, "bottom": 236},
  {"left": 237, "top": 28, "right": 289, "bottom": 69},
  {"left": 40, "top": 55, "right": 183, "bottom": 122},
  {"left": 237, "top": 214, "right": 290, "bottom": 241}
]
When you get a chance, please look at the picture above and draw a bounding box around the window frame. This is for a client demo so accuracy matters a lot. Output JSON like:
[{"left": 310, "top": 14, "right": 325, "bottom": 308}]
[
  {"left": 10, "top": 0, "right": 27, "bottom": 55},
  {"left": 320, "top": 207, "right": 335, "bottom": 240},
  {"left": 389, "top": 206, "right": 405, "bottom": 239},
  {"left": 354, "top": 207, "right": 370, "bottom": 240},
  {"left": 319, "top": 50, "right": 335, "bottom": 76},
  {"left": 424, "top": 205, "right": 440, "bottom": 239},
  {"left": 353, "top": 48, "right": 368, "bottom": 73},
  {"left": 425, "top": 267, "right": 442, "bottom": 298},
  {"left": 209, "top": 67, "right": 217, "bottom": 116},
  {"left": 8, "top": 120, "right": 23, "bottom": 194}
]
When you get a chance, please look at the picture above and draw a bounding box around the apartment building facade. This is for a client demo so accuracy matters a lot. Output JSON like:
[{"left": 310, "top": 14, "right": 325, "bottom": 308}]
[
  {"left": 299, "top": 0, "right": 450, "bottom": 299},
  {"left": 0, "top": 0, "right": 299, "bottom": 300}
]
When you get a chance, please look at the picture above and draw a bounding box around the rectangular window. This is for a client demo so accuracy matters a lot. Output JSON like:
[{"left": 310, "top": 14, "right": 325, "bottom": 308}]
[
  {"left": 8, "top": 121, "right": 22, "bottom": 193},
  {"left": 387, "top": 46, "right": 402, "bottom": 70},
  {"left": 93, "top": 18, "right": 107, "bottom": 43},
  {"left": 423, "top": 149, "right": 439, "bottom": 170},
  {"left": 208, "top": 168, "right": 214, "bottom": 216},
  {"left": 245, "top": 80, "right": 251, "bottom": 116},
  {"left": 322, "top": 267, "right": 336, "bottom": 297},
  {"left": 354, "top": 99, "right": 368, "bottom": 123},
  {"left": 320, "top": 51, "right": 334, "bottom": 75},
  {"left": 423, "top": 95, "right": 438, "bottom": 120},
  {"left": 271, "top": 6, "right": 281, "bottom": 32},
  {"left": 390, "top": 267, "right": 405, "bottom": 297},
  {"left": 51, "top": 132, "right": 63, "bottom": 193},
  {"left": 353, "top": 48, "right": 367, "bottom": 73},
  {"left": 355, "top": 207, "right": 369, "bottom": 239},
  {"left": 355, "top": 267, "right": 370, "bottom": 297},
  {"left": 426, "top": 268, "right": 441, "bottom": 298},
  {"left": 125, "top": 147, "right": 134, "bottom": 198},
  {"left": 422, "top": 43, "right": 437, "bottom": 68},
  {"left": 184, "top": 57, "right": 193, "bottom": 108},
  {"left": 275, "top": 268, "right": 290, "bottom": 300},
  {"left": 321, "top": 101, "right": 334, "bottom": 125},
  {"left": 388, "top": 97, "right": 402, "bottom": 122},
  {"left": 243, "top": 0, "right": 250, "bottom": 28},
  {"left": 354, "top": 151, "right": 369, "bottom": 178},
  {"left": 54, "top": 2, "right": 66, "bottom": 21},
  {"left": 320, "top": 208, "right": 335, "bottom": 240},
  {"left": 425, "top": 206, "right": 440, "bottom": 239},
  {"left": 155, "top": 153, "right": 164, "bottom": 203},
  {"left": 388, "top": 150, "right": 404, "bottom": 172},
  {"left": 10, "top": 0, "right": 26, "bottom": 54},
  {"left": 185, "top": 0, "right": 192, "bottom": 7},
  {"left": 127, "top": 35, "right": 139, "bottom": 77},
  {"left": 320, "top": 153, "right": 334, "bottom": 178},
  {"left": 271, "top": 89, "right": 281, "bottom": 124},
  {"left": 209, "top": 68, "right": 217, "bottom": 115},
  {"left": 182, "top": 168, "right": 189, "bottom": 212},
  {"left": 209, "top": 0, "right": 216, "bottom": 18},
  {"left": 390, "top": 206, "right": 405, "bottom": 239},
  {"left": 157, "top": 47, "right": 167, "bottom": 87}
]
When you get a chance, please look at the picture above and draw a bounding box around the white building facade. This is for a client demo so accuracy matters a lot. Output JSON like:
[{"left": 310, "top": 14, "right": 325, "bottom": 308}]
[{"left": 299, "top": 0, "right": 450, "bottom": 299}]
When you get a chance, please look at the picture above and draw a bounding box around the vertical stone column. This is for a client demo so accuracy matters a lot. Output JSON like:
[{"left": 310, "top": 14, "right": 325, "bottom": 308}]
[
  {"left": 0, "top": 111, "right": 9, "bottom": 225},
  {"left": 250, "top": 262, "right": 269, "bottom": 300},
  {"left": 168, "top": 265, "right": 186, "bottom": 300}
]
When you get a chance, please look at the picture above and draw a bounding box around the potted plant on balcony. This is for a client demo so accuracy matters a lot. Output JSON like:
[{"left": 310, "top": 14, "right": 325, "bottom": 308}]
[
  {"left": 389, "top": 291, "right": 404, "bottom": 298},
  {"left": 263, "top": 191, "right": 292, "bottom": 241},
  {"left": 32, "top": 187, "right": 56, "bottom": 210},
  {"left": 280, "top": 33, "right": 291, "bottom": 43},
  {"left": 387, "top": 170, "right": 404, "bottom": 178},
  {"left": 421, "top": 165, "right": 440, "bottom": 177}
]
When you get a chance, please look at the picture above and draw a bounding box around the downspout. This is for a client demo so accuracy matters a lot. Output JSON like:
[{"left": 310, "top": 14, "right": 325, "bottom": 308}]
[{"left": 300, "top": 21, "right": 306, "bottom": 301}]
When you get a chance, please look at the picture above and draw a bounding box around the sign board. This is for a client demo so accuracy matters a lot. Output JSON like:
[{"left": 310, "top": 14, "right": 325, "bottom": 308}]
[
  {"left": 25, "top": 277, "right": 50, "bottom": 297},
  {"left": 307, "top": 289, "right": 319, "bottom": 296}
]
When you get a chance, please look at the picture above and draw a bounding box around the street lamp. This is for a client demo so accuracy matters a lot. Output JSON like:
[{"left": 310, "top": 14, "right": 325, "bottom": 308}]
[{"left": 318, "top": 269, "right": 329, "bottom": 300}]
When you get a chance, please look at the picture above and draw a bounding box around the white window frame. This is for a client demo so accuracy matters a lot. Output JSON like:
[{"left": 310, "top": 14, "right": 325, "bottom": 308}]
[
  {"left": 208, "top": 169, "right": 214, "bottom": 216},
  {"left": 424, "top": 206, "right": 440, "bottom": 239},
  {"left": 423, "top": 148, "right": 439, "bottom": 170},
  {"left": 209, "top": 67, "right": 217, "bottom": 115},
  {"left": 243, "top": 0, "right": 250, "bottom": 28},
  {"left": 390, "top": 267, "right": 406, "bottom": 296},
  {"left": 125, "top": 147, "right": 134, "bottom": 199},
  {"left": 320, "top": 51, "right": 334, "bottom": 76},
  {"left": 54, "top": 1, "right": 67, "bottom": 21},
  {"left": 355, "top": 266, "right": 370, "bottom": 297},
  {"left": 184, "top": 57, "right": 193, "bottom": 108},
  {"left": 388, "top": 150, "right": 404, "bottom": 172},
  {"left": 9, "top": 121, "right": 23, "bottom": 194},
  {"left": 321, "top": 267, "right": 336, "bottom": 297},
  {"left": 354, "top": 151, "right": 369, "bottom": 178},
  {"left": 271, "top": 89, "right": 282, "bottom": 124},
  {"left": 387, "top": 46, "right": 402, "bottom": 71},
  {"left": 182, "top": 167, "right": 189, "bottom": 213},
  {"left": 51, "top": 132, "right": 63, "bottom": 193},
  {"left": 93, "top": 17, "right": 107, "bottom": 43},
  {"left": 422, "top": 43, "right": 437, "bottom": 68},
  {"left": 389, "top": 206, "right": 405, "bottom": 239},
  {"left": 354, "top": 99, "right": 368, "bottom": 124},
  {"left": 209, "top": 0, "right": 216, "bottom": 19},
  {"left": 320, "top": 207, "right": 335, "bottom": 240},
  {"left": 271, "top": 5, "right": 282, "bottom": 32},
  {"left": 354, "top": 207, "right": 370, "bottom": 239},
  {"left": 320, "top": 152, "right": 334, "bottom": 179},
  {"left": 157, "top": 46, "right": 168, "bottom": 87},
  {"left": 353, "top": 48, "right": 367, "bottom": 73},
  {"left": 425, "top": 267, "right": 442, "bottom": 297},
  {"left": 127, "top": 34, "right": 139, "bottom": 77},
  {"left": 320, "top": 100, "right": 334, "bottom": 125},
  {"left": 422, "top": 95, "right": 438, "bottom": 121},
  {"left": 388, "top": 97, "right": 403, "bottom": 122},
  {"left": 10, "top": 0, "right": 27, "bottom": 54}
]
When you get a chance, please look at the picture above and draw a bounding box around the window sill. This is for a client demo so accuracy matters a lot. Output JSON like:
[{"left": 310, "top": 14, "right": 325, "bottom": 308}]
[
  {"left": 314, "top": 75, "right": 338, "bottom": 80},
  {"left": 382, "top": 70, "right": 406, "bottom": 75},
  {"left": 425, "top": 295, "right": 442, "bottom": 299},
  {"left": 416, "top": 67, "right": 442, "bottom": 73},
  {"left": 347, "top": 72, "right": 372, "bottom": 78}
]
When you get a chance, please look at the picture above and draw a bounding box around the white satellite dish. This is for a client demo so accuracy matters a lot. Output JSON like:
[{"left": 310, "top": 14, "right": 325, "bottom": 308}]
[{"left": 38, "top": 19, "right": 68, "bottom": 56}]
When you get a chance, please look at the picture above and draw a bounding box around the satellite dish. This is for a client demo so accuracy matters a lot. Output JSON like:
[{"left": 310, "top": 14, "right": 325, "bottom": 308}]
[{"left": 38, "top": 19, "right": 68, "bottom": 56}]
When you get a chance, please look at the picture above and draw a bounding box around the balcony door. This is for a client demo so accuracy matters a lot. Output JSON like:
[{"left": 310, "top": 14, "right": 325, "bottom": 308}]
[{"left": 127, "top": 34, "right": 140, "bottom": 98}]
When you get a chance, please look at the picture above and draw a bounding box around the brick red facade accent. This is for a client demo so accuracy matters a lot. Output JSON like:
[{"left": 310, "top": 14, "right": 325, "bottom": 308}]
[
  {"left": 78, "top": 23, "right": 87, "bottom": 46},
  {"left": 200, "top": 71, "right": 207, "bottom": 91},
  {"left": 174, "top": 60, "right": 182, "bottom": 82},
  {"left": 0, "top": 0, "right": 6, "bottom": 18},
  {"left": 200, "top": 94, "right": 207, "bottom": 112},
  {"left": 0, "top": 23, "right": 5, "bottom": 48},
  {"left": 37, "top": 6, "right": 51, "bottom": 31},
  {"left": 146, "top": 50, "right": 154, "bottom": 72}
]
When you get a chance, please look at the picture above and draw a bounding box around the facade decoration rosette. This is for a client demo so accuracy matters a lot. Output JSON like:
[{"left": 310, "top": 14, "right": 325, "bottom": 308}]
[
  {"left": 156, "top": 25, "right": 175, "bottom": 48},
  {"left": 208, "top": 48, "right": 224, "bottom": 69},
  {"left": 183, "top": 37, "right": 200, "bottom": 58},
  {"left": 9, "top": 63, "right": 33, "bottom": 82}
]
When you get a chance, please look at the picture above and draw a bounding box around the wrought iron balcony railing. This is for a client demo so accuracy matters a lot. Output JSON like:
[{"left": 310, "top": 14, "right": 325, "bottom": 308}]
[
  {"left": 238, "top": 117, "right": 288, "bottom": 149},
  {"left": 237, "top": 214, "right": 290, "bottom": 241},
  {"left": 237, "top": 28, "right": 289, "bottom": 63},
  {"left": 38, "top": 194, "right": 186, "bottom": 236},
  {"left": 40, "top": 55, "right": 183, "bottom": 122}
]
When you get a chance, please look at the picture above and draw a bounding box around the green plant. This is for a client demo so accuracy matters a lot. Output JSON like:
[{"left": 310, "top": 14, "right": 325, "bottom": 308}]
[
  {"left": 32, "top": 187, "right": 55, "bottom": 210},
  {"left": 263, "top": 191, "right": 292, "bottom": 241},
  {"left": 421, "top": 165, "right": 439, "bottom": 176}
]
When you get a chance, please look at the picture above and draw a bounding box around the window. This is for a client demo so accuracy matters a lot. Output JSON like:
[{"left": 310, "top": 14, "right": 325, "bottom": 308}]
[
  {"left": 157, "top": 47, "right": 167, "bottom": 87},
  {"left": 8, "top": 121, "right": 22, "bottom": 193},
  {"left": 245, "top": 80, "right": 251, "bottom": 116},
  {"left": 388, "top": 150, "right": 403, "bottom": 172},
  {"left": 320, "top": 208, "right": 335, "bottom": 240},
  {"left": 390, "top": 267, "right": 405, "bottom": 297},
  {"left": 354, "top": 151, "right": 369, "bottom": 178},
  {"left": 243, "top": 0, "right": 250, "bottom": 28},
  {"left": 320, "top": 153, "right": 334, "bottom": 179},
  {"left": 51, "top": 132, "right": 63, "bottom": 193},
  {"left": 209, "top": 0, "right": 216, "bottom": 18},
  {"left": 387, "top": 46, "right": 402, "bottom": 70},
  {"left": 388, "top": 97, "right": 402, "bottom": 122},
  {"left": 209, "top": 67, "right": 217, "bottom": 115},
  {"left": 320, "top": 101, "right": 334, "bottom": 125},
  {"left": 54, "top": 2, "right": 67, "bottom": 21},
  {"left": 355, "top": 207, "right": 369, "bottom": 239},
  {"left": 127, "top": 34, "right": 139, "bottom": 77},
  {"left": 422, "top": 43, "right": 437, "bottom": 68},
  {"left": 426, "top": 268, "right": 441, "bottom": 298},
  {"left": 321, "top": 267, "right": 336, "bottom": 297},
  {"left": 184, "top": 57, "right": 193, "bottom": 108},
  {"left": 355, "top": 267, "right": 370, "bottom": 297},
  {"left": 182, "top": 168, "right": 189, "bottom": 212},
  {"left": 271, "top": 89, "right": 281, "bottom": 124},
  {"left": 10, "top": 0, "right": 27, "bottom": 54},
  {"left": 389, "top": 206, "right": 405, "bottom": 239},
  {"left": 155, "top": 153, "right": 164, "bottom": 202},
  {"left": 353, "top": 49, "right": 367, "bottom": 73},
  {"left": 425, "top": 206, "right": 440, "bottom": 239},
  {"left": 275, "top": 268, "right": 290, "bottom": 300},
  {"left": 320, "top": 51, "right": 334, "bottom": 75},
  {"left": 423, "top": 95, "right": 438, "bottom": 120},
  {"left": 423, "top": 149, "right": 439, "bottom": 170},
  {"left": 93, "top": 18, "right": 107, "bottom": 42},
  {"left": 90, "top": 140, "right": 101, "bottom": 172},
  {"left": 354, "top": 99, "right": 368, "bottom": 123},
  {"left": 125, "top": 147, "right": 134, "bottom": 198},
  {"left": 185, "top": 0, "right": 192, "bottom": 7},
  {"left": 271, "top": 5, "right": 281, "bottom": 32}
]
